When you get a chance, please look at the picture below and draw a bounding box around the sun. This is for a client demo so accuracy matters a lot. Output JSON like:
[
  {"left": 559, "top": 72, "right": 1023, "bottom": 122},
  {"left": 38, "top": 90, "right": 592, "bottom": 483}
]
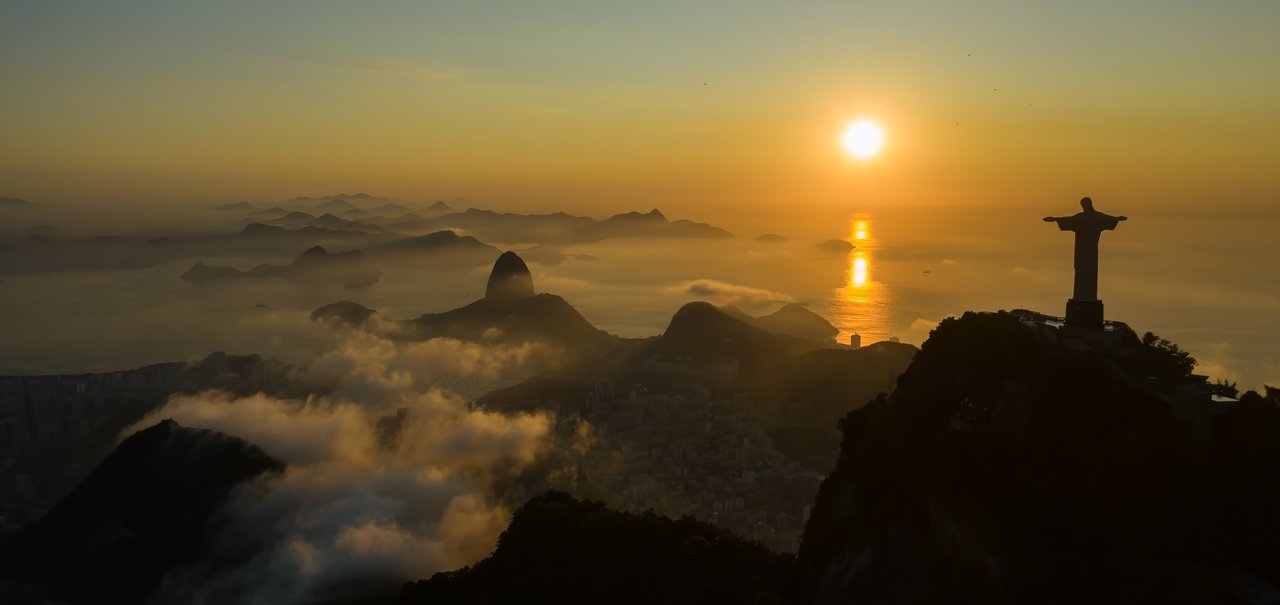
[{"left": 841, "top": 120, "right": 885, "bottom": 160}]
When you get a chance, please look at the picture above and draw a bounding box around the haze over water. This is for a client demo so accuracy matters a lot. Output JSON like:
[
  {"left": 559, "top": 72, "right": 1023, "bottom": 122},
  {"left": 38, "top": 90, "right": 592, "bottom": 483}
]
[
  {"left": 6, "top": 4, "right": 1280, "bottom": 603},
  {"left": 2, "top": 202, "right": 1276, "bottom": 390}
]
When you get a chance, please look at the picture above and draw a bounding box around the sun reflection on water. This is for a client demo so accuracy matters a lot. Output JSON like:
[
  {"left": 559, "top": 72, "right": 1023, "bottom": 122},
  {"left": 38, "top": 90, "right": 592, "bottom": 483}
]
[
  {"left": 823, "top": 214, "right": 891, "bottom": 346},
  {"left": 851, "top": 253, "right": 869, "bottom": 289}
]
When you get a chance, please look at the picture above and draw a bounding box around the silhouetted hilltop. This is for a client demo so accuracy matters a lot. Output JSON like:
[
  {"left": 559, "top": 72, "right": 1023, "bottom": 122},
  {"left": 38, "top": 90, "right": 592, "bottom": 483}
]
[
  {"left": 284, "top": 192, "right": 388, "bottom": 210},
  {"left": 594, "top": 208, "right": 669, "bottom": 236},
  {"left": 238, "top": 222, "right": 390, "bottom": 243},
  {"left": 595, "top": 208, "right": 731, "bottom": 240},
  {"left": 0, "top": 196, "right": 35, "bottom": 208},
  {"left": 0, "top": 200, "right": 727, "bottom": 275},
  {"left": 269, "top": 210, "right": 316, "bottom": 225},
  {"left": 262, "top": 209, "right": 386, "bottom": 233},
  {"left": 403, "top": 208, "right": 594, "bottom": 242},
  {"left": 253, "top": 205, "right": 290, "bottom": 218},
  {"left": 718, "top": 304, "right": 838, "bottom": 344},
  {"left": 179, "top": 260, "right": 244, "bottom": 281},
  {"left": 486, "top": 250, "right": 536, "bottom": 304},
  {"left": 409, "top": 293, "right": 608, "bottom": 348},
  {"left": 398, "top": 490, "right": 791, "bottom": 605},
  {"left": 373, "top": 211, "right": 423, "bottom": 227},
  {"left": 314, "top": 251, "right": 611, "bottom": 350},
  {"left": 314, "top": 198, "right": 357, "bottom": 214},
  {"left": 755, "top": 303, "right": 839, "bottom": 343},
  {"left": 390, "top": 207, "right": 732, "bottom": 243},
  {"left": 309, "top": 212, "right": 382, "bottom": 232},
  {"left": 251, "top": 245, "right": 380, "bottom": 287},
  {"left": 0, "top": 420, "right": 283, "bottom": 604},
  {"left": 0, "top": 219, "right": 404, "bottom": 275},
  {"left": 238, "top": 222, "right": 292, "bottom": 236},
  {"left": 182, "top": 245, "right": 381, "bottom": 288},
  {"left": 343, "top": 207, "right": 373, "bottom": 218},
  {"left": 816, "top": 239, "right": 854, "bottom": 253},
  {"left": 371, "top": 229, "right": 499, "bottom": 266},
  {"left": 755, "top": 233, "right": 789, "bottom": 242},
  {"left": 240, "top": 222, "right": 287, "bottom": 237},
  {"left": 640, "top": 302, "right": 817, "bottom": 370},
  {"left": 796, "top": 311, "right": 1280, "bottom": 604},
  {"left": 311, "top": 299, "right": 378, "bottom": 327}
]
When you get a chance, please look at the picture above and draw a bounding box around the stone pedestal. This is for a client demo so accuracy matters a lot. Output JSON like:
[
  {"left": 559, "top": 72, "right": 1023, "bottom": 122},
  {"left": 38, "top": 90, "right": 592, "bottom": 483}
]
[{"left": 1065, "top": 299, "right": 1104, "bottom": 330}]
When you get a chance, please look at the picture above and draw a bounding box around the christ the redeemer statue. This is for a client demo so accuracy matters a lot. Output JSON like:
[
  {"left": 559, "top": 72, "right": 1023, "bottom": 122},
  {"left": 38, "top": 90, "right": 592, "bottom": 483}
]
[{"left": 1044, "top": 197, "right": 1126, "bottom": 330}]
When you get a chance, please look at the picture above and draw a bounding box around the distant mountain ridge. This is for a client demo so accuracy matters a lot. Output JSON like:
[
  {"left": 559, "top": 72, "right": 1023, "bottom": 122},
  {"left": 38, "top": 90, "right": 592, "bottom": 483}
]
[
  {"left": 182, "top": 244, "right": 381, "bottom": 288},
  {"left": 721, "top": 302, "right": 839, "bottom": 343},
  {"left": 0, "top": 196, "right": 35, "bottom": 208},
  {"left": 394, "top": 207, "right": 733, "bottom": 243},
  {"left": 369, "top": 229, "right": 498, "bottom": 267}
]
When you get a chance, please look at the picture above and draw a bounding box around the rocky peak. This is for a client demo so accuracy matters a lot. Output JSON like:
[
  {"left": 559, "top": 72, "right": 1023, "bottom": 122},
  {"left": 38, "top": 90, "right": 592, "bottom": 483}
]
[{"left": 485, "top": 251, "right": 535, "bottom": 305}]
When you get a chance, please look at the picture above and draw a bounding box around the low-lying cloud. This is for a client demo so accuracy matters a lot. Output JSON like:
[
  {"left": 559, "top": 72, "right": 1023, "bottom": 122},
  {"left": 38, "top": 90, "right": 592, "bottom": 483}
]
[
  {"left": 300, "top": 330, "right": 559, "bottom": 400},
  {"left": 126, "top": 330, "right": 580, "bottom": 604},
  {"left": 667, "top": 278, "right": 793, "bottom": 312}
]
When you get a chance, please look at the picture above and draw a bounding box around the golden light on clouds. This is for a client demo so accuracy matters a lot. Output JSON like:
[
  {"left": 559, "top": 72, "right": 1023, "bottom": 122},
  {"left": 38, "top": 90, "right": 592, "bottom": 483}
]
[{"left": 841, "top": 120, "right": 884, "bottom": 160}]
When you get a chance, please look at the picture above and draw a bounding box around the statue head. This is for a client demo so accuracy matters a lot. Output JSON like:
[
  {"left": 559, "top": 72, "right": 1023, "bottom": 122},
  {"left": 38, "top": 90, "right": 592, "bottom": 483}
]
[{"left": 1080, "top": 197, "right": 1094, "bottom": 211}]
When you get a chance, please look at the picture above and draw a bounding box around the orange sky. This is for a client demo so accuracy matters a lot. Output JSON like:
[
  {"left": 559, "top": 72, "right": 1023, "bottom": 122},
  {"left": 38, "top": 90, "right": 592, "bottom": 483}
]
[{"left": 3, "top": 1, "right": 1278, "bottom": 217}]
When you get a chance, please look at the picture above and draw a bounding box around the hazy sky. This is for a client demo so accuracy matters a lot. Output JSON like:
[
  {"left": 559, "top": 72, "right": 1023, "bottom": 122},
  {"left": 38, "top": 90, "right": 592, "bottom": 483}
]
[{"left": 3, "top": 1, "right": 1278, "bottom": 215}]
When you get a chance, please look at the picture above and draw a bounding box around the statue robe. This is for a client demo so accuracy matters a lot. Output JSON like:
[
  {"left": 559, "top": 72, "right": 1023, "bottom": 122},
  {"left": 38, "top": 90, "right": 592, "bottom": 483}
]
[{"left": 1052, "top": 210, "right": 1122, "bottom": 301}]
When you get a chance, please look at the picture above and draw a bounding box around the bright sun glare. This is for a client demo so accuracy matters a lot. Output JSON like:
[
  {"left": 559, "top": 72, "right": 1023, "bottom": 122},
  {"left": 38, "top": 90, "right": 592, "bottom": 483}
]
[{"left": 841, "top": 120, "right": 885, "bottom": 160}]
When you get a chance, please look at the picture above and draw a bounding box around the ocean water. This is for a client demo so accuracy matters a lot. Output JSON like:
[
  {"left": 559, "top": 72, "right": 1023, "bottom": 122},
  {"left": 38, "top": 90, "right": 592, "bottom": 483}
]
[{"left": 1, "top": 206, "right": 1276, "bottom": 390}]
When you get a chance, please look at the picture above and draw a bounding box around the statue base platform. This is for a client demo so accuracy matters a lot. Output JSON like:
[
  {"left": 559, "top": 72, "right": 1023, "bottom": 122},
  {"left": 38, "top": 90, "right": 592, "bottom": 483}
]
[{"left": 1065, "top": 299, "right": 1104, "bottom": 330}]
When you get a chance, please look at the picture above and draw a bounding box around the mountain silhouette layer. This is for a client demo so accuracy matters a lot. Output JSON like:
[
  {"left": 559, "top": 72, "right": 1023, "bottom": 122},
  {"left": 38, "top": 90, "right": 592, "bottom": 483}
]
[
  {"left": 313, "top": 251, "right": 611, "bottom": 351},
  {"left": 640, "top": 301, "right": 819, "bottom": 370},
  {"left": 398, "top": 490, "right": 791, "bottom": 605},
  {"left": 720, "top": 303, "right": 839, "bottom": 344},
  {"left": 796, "top": 311, "right": 1280, "bottom": 604},
  {"left": 182, "top": 244, "right": 381, "bottom": 288},
  {"left": 0, "top": 419, "right": 283, "bottom": 604},
  {"left": 485, "top": 250, "right": 536, "bottom": 304}
]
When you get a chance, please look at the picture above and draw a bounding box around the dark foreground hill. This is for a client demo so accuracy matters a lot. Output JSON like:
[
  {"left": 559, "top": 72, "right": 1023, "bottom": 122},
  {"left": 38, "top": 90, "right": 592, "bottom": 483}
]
[
  {"left": 0, "top": 353, "right": 301, "bottom": 527},
  {"left": 398, "top": 491, "right": 792, "bottom": 605},
  {"left": 752, "top": 342, "right": 918, "bottom": 470},
  {"left": 796, "top": 311, "right": 1280, "bottom": 604},
  {"left": 0, "top": 420, "right": 284, "bottom": 604}
]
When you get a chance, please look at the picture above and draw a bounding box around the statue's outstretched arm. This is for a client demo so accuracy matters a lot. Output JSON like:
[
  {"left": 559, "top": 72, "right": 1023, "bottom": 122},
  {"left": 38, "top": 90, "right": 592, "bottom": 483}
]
[
  {"left": 1117, "top": 216, "right": 1128, "bottom": 221},
  {"left": 1043, "top": 216, "right": 1059, "bottom": 222}
]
